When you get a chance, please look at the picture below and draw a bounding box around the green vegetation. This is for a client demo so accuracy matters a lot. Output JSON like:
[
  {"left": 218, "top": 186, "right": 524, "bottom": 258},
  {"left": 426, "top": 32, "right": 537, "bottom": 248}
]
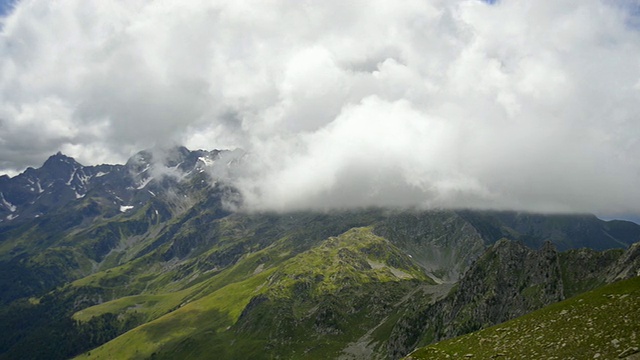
[
  {"left": 5, "top": 148, "right": 640, "bottom": 360},
  {"left": 72, "top": 227, "right": 436, "bottom": 360},
  {"left": 72, "top": 294, "right": 185, "bottom": 323},
  {"left": 74, "top": 270, "right": 275, "bottom": 360},
  {"left": 2, "top": 172, "right": 639, "bottom": 360},
  {"left": 407, "top": 276, "right": 640, "bottom": 359}
]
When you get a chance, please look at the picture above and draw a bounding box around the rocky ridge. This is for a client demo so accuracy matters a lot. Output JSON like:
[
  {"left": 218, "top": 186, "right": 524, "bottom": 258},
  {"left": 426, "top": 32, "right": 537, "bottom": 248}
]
[
  {"left": 406, "top": 275, "right": 640, "bottom": 359},
  {"left": 387, "top": 238, "right": 640, "bottom": 359},
  {"left": 0, "top": 147, "right": 228, "bottom": 224},
  {"left": 0, "top": 147, "right": 639, "bottom": 359}
]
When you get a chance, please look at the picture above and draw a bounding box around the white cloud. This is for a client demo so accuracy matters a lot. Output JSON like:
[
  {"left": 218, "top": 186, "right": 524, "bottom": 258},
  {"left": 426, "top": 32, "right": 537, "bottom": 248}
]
[{"left": 1, "top": 0, "right": 639, "bottom": 214}]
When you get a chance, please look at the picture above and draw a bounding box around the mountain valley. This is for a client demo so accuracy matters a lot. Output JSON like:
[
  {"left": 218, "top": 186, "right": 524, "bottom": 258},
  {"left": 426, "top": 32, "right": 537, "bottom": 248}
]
[{"left": 0, "top": 147, "right": 639, "bottom": 359}]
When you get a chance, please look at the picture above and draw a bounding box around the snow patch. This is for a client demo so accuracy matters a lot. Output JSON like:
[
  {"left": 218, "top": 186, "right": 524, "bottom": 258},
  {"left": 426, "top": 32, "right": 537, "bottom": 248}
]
[
  {"left": 119, "top": 205, "right": 134, "bottom": 212},
  {"left": 66, "top": 169, "right": 77, "bottom": 185},
  {"left": 137, "top": 176, "right": 154, "bottom": 189},
  {"left": 95, "top": 171, "right": 109, "bottom": 177},
  {"left": 148, "top": 190, "right": 156, "bottom": 196},
  {"left": 198, "top": 156, "right": 215, "bottom": 167},
  {"left": 137, "top": 164, "right": 151, "bottom": 175},
  {"left": 6, "top": 214, "right": 18, "bottom": 220},
  {"left": 75, "top": 192, "right": 85, "bottom": 199},
  {"left": 0, "top": 193, "right": 17, "bottom": 212},
  {"left": 77, "top": 172, "right": 92, "bottom": 186}
]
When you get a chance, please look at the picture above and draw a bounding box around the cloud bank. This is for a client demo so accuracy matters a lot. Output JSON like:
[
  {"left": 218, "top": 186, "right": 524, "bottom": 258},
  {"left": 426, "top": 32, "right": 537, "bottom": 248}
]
[{"left": 1, "top": 0, "right": 640, "bottom": 214}]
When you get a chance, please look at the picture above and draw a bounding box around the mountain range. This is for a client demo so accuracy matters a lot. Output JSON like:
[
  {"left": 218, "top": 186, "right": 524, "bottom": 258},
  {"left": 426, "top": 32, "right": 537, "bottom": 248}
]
[{"left": 0, "top": 147, "right": 639, "bottom": 359}]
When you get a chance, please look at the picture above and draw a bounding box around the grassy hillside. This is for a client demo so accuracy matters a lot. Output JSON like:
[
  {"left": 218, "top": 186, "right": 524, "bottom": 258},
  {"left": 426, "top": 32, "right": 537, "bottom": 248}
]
[
  {"left": 4, "top": 150, "right": 640, "bottom": 360},
  {"left": 73, "top": 227, "right": 439, "bottom": 360},
  {"left": 407, "top": 276, "right": 640, "bottom": 359},
  {"left": 2, "top": 180, "right": 638, "bottom": 360}
]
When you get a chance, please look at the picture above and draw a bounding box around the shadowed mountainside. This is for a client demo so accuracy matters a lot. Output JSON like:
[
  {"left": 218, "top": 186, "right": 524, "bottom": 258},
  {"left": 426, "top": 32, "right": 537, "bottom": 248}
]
[{"left": 0, "top": 148, "right": 639, "bottom": 359}]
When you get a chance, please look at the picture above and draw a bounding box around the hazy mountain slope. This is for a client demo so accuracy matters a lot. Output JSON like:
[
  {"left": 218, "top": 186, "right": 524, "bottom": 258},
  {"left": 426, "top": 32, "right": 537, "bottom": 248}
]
[
  {"left": 457, "top": 210, "right": 640, "bottom": 250},
  {"left": 0, "top": 206, "right": 396, "bottom": 359},
  {"left": 0, "top": 147, "right": 224, "bottom": 304},
  {"left": 1, "top": 148, "right": 640, "bottom": 360},
  {"left": 1, "top": 149, "right": 638, "bottom": 307},
  {"left": 373, "top": 211, "right": 486, "bottom": 282},
  {"left": 406, "top": 275, "right": 640, "bottom": 360}
]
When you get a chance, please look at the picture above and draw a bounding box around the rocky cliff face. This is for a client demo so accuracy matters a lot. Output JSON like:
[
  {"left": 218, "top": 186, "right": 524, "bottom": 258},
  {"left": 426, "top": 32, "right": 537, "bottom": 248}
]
[
  {"left": 440, "top": 240, "right": 564, "bottom": 335},
  {"left": 605, "top": 242, "right": 640, "bottom": 282},
  {"left": 0, "top": 147, "right": 224, "bottom": 224},
  {"left": 386, "top": 238, "right": 640, "bottom": 359},
  {"left": 387, "top": 240, "right": 563, "bottom": 359},
  {"left": 1, "top": 147, "right": 640, "bottom": 360},
  {"left": 406, "top": 275, "right": 640, "bottom": 360},
  {"left": 559, "top": 247, "right": 623, "bottom": 298},
  {"left": 374, "top": 211, "right": 487, "bottom": 282}
]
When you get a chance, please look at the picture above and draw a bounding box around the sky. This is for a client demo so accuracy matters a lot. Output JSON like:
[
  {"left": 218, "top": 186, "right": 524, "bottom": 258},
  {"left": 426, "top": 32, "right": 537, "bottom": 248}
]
[
  {"left": 0, "top": 0, "right": 16, "bottom": 17},
  {"left": 0, "top": 0, "right": 640, "bottom": 215}
]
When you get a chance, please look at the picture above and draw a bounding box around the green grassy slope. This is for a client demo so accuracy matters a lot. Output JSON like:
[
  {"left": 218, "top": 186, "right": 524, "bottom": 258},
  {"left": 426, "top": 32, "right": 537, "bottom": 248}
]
[
  {"left": 74, "top": 227, "right": 438, "bottom": 360},
  {"left": 407, "top": 276, "right": 640, "bottom": 359},
  {"left": 74, "top": 270, "right": 275, "bottom": 360},
  {"left": 2, "top": 182, "right": 638, "bottom": 360}
]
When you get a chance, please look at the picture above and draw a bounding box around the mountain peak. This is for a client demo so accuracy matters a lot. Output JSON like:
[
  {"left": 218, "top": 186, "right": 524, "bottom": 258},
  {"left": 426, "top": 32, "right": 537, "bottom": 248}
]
[
  {"left": 39, "top": 152, "right": 83, "bottom": 184},
  {"left": 42, "top": 152, "right": 80, "bottom": 168}
]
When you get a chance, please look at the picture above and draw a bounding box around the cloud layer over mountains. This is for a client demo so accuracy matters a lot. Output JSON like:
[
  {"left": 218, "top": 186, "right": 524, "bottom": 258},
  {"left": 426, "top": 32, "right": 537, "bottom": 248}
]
[{"left": 1, "top": 0, "right": 640, "bottom": 213}]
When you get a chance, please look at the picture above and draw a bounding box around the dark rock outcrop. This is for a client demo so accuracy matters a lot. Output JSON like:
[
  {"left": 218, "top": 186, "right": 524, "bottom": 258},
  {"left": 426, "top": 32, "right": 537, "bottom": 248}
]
[{"left": 388, "top": 240, "right": 565, "bottom": 359}]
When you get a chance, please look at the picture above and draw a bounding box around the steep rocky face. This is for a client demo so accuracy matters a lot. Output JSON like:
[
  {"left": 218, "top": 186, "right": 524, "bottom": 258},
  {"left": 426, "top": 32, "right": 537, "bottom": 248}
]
[
  {"left": 374, "top": 211, "right": 487, "bottom": 282},
  {"left": 1, "top": 147, "right": 640, "bottom": 360},
  {"left": 0, "top": 147, "right": 224, "bottom": 224},
  {"left": 387, "top": 240, "right": 565, "bottom": 359},
  {"left": 440, "top": 240, "right": 564, "bottom": 335},
  {"left": 559, "top": 243, "right": 640, "bottom": 297},
  {"left": 387, "top": 238, "right": 640, "bottom": 359},
  {"left": 559, "top": 247, "right": 623, "bottom": 298},
  {"left": 407, "top": 276, "right": 640, "bottom": 360},
  {"left": 0, "top": 153, "right": 87, "bottom": 221},
  {"left": 0, "top": 147, "right": 230, "bottom": 305},
  {"left": 605, "top": 242, "right": 640, "bottom": 282}
]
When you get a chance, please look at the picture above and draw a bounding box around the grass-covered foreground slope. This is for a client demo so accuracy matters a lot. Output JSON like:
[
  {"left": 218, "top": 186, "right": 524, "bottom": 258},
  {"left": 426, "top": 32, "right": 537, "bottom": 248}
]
[
  {"left": 73, "top": 227, "right": 439, "bottom": 360},
  {"left": 407, "top": 276, "right": 640, "bottom": 359}
]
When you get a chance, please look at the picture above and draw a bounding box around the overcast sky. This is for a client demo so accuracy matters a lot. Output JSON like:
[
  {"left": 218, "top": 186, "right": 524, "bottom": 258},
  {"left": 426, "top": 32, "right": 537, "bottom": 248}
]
[{"left": 1, "top": 0, "right": 640, "bottom": 215}]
